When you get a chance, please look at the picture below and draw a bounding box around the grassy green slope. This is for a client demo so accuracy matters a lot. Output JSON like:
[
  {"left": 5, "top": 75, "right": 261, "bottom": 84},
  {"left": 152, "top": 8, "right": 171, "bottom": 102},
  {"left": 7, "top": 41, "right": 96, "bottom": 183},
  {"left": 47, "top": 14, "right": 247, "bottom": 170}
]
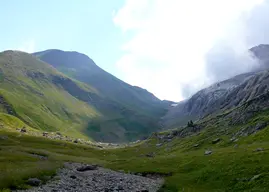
[
  {"left": 34, "top": 49, "right": 168, "bottom": 118},
  {"left": 0, "top": 50, "right": 100, "bottom": 139},
  {"left": 33, "top": 49, "right": 171, "bottom": 142},
  {"left": 0, "top": 50, "right": 166, "bottom": 142},
  {"left": 1, "top": 104, "right": 269, "bottom": 191}
]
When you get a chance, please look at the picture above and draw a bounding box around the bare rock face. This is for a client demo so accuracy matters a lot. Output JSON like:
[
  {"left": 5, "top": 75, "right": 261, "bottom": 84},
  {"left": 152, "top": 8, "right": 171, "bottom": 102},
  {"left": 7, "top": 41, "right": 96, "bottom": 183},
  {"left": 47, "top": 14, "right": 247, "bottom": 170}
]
[
  {"left": 20, "top": 163, "right": 163, "bottom": 192},
  {"left": 161, "top": 72, "right": 255, "bottom": 129},
  {"left": 162, "top": 44, "right": 269, "bottom": 130}
]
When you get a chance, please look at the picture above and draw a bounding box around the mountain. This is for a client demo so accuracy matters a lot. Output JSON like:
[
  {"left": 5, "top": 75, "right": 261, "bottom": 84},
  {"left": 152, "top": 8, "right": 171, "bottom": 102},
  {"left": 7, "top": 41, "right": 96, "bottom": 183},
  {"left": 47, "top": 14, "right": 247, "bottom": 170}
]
[
  {"left": 250, "top": 44, "right": 269, "bottom": 69},
  {"left": 33, "top": 50, "right": 167, "bottom": 118},
  {"left": 0, "top": 50, "right": 100, "bottom": 139},
  {"left": 3, "top": 48, "right": 269, "bottom": 192},
  {"left": 162, "top": 44, "right": 269, "bottom": 129},
  {"left": 161, "top": 72, "right": 255, "bottom": 128},
  {"left": 33, "top": 49, "right": 171, "bottom": 142},
  {"left": 0, "top": 49, "right": 171, "bottom": 142}
]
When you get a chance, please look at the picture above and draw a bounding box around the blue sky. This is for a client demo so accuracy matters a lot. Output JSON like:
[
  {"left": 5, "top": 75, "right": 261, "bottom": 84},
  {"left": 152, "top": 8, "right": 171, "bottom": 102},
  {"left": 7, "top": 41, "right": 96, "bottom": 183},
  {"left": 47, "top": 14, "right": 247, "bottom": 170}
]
[
  {"left": 0, "top": 0, "right": 267, "bottom": 101},
  {"left": 1, "top": 0, "right": 125, "bottom": 75}
]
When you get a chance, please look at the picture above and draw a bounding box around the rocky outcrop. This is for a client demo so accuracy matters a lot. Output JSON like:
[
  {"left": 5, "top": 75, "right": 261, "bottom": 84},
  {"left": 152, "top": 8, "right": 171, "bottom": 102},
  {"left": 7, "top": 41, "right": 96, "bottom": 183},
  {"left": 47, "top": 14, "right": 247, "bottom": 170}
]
[
  {"left": 20, "top": 163, "right": 163, "bottom": 192},
  {"left": 162, "top": 44, "right": 269, "bottom": 129},
  {"left": 161, "top": 72, "right": 255, "bottom": 129},
  {"left": 151, "top": 124, "right": 203, "bottom": 144}
]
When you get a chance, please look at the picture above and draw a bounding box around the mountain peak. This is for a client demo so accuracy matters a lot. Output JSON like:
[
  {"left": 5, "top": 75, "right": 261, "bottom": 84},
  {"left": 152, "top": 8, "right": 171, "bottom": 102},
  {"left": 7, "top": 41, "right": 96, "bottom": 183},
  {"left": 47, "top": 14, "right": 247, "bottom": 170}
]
[
  {"left": 34, "top": 49, "right": 97, "bottom": 69},
  {"left": 250, "top": 44, "right": 269, "bottom": 59},
  {"left": 33, "top": 49, "right": 170, "bottom": 142}
]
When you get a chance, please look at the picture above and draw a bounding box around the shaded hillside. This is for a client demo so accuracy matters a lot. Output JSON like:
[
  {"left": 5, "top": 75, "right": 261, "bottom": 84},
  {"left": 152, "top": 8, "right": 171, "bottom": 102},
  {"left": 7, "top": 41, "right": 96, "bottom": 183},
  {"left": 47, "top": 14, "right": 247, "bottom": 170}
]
[
  {"left": 0, "top": 50, "right": 168, "bottom": 142},
  {"left": 34, "top": 50, "right": 168, "bottom": 118},
  {"left": 0, "top": 50, "right": 100, "bottom": 139}
]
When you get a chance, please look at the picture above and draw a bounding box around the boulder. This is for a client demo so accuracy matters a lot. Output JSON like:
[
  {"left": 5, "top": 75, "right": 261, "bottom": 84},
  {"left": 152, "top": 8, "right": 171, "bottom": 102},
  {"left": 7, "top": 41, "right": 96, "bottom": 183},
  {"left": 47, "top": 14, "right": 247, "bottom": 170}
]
[
  {"left": 156, "top": 143, "right": 162, "bottom": 147},
  {"left": 255, "top": 122, "right": 267, "bottom": 131},
  {"left": 254, "top": 148, "right": 264, "bottom": 152},
  {"left": 145, "top": 152, "right": 155, "bottom": 158},
  {"left": 27, "top": 178, "right": 41, "bottom": 186},
  {"left": 250, "top": 174, "right": 262, "bottom": 181},
  {"left": 193, "top": 144, "right": 199, "bottom": 147},
  {"left": 56, "top": 132, "right": 62, "bottom": 136},
  {"left": 204, "top": 150, "right": 212, "bottom": 155},
  {"left": 70, "top": 175, "right": 77, "bottom": 179},
  {"left": 76, "top": 164, "right": 98, "bottom": 172},
  {"left": 21, "top": 127, "right": 27, "bottom": 133},
  {"left": 212, "top": 138, "right": 221, "bottom": 144}
]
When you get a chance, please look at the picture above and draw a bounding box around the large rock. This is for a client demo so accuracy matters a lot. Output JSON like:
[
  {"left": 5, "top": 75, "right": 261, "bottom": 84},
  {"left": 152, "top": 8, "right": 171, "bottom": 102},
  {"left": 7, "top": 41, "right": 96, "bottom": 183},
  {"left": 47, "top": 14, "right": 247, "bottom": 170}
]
[
  {"left": 254, "top": 148, "right": 264, "bottom": 152},
  {"left": 27, "top": 178, "right": 41, "bottom": 186},
  {"left": 21, "top": 127, "right": 27, "bottom": 133},
  {"left": 212, "top": 138, "right": 221, "bottom": 144},
  {"left": 193, "top": 144, "right": 199, "bottom": 147},
  {"left": 156, "top": 143, "right": 162, "bottom": 147},
  {"left": 250, "top": 174, "right": 262, "bottom": 181},
  {"left": 204, "top": 150, "right": 212, "bottom": 155},
  {"left": 76, "top": 164, "right": 98, "bottom": 172}
]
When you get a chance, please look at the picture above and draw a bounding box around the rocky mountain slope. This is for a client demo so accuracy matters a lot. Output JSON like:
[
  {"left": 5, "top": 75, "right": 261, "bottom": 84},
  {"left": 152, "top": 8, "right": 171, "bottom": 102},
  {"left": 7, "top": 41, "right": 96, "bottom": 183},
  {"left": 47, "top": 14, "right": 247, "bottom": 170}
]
[
  {"left": 162, "top": 44, "right": 269, "bottom": 129},
  {"left": 0, "top": 50, "right": 168, "bottom": 142},
  {"left": 161, "top": 72, "right": 255, "bottom": 128}
]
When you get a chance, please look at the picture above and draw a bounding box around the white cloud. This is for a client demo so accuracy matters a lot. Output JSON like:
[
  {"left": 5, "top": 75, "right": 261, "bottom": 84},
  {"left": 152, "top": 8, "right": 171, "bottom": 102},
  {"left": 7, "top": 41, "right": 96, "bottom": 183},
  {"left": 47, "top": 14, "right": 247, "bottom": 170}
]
[
  {"left": 17, "top": 39, "right": 36, "bottom": 53},
  {"left": 113, "top": 0, "right": 264, "bottom": 101}
]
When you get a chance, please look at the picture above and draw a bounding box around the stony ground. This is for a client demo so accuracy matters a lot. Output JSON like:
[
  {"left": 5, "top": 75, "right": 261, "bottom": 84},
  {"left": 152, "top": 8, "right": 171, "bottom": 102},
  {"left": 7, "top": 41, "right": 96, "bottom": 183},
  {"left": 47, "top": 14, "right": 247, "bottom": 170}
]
[{"left": 20, "top": 163, "right": 163, "bottom": 192}]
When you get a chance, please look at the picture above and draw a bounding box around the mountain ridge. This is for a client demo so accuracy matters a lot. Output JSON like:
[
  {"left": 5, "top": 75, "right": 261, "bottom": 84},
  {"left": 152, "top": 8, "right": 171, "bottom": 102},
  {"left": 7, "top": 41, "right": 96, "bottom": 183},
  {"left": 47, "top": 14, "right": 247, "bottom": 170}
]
[
  {"left": 0, "top": 49, "right": 170, "bottom": 142},
  {"left": 33, "top": 49, "right": 169, "bottom": 117},
  {"left": 162, "top": 44, "right": 269, "bottom": 129}
]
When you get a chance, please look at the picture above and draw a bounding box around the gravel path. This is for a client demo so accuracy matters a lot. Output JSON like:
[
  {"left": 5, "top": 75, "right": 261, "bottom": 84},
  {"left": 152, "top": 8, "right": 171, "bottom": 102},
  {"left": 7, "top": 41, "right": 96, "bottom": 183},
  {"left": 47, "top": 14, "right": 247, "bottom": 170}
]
[{"left": 21, "top": 163, "right": 163, "bottom": 192}]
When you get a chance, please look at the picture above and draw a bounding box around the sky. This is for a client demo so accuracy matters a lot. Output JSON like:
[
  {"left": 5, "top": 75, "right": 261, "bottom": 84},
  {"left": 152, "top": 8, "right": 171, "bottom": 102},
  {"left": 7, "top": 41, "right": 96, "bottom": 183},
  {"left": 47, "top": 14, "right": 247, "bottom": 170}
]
[{"left": 1, "top": 0, "right": 269, "bottom": 101}]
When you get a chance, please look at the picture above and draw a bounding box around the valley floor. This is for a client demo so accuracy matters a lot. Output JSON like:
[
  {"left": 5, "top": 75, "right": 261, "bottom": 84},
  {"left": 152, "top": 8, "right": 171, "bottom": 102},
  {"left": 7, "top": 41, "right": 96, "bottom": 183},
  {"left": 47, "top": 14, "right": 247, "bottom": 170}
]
[{"left": 1, "top": 126, "right": 269, "bottom": 192}]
